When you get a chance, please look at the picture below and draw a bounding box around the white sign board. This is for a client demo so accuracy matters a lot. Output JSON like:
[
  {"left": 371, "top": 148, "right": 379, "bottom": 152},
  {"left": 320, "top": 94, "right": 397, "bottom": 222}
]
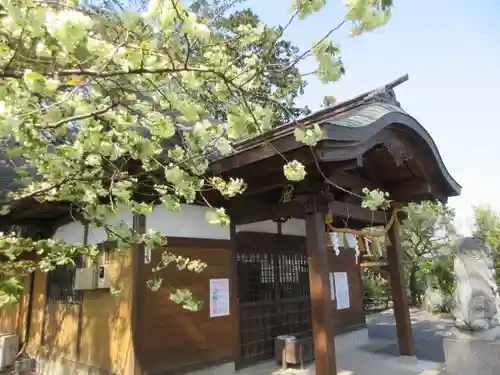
[
  {"left": 334, "top": 272, "right": 350, "bottom": 310},
  {"left": 328, "top": 273, "right": 336, "bottom": 300},
  {"left": 209, "top": 278, "right": 230, "bottom": 318}
]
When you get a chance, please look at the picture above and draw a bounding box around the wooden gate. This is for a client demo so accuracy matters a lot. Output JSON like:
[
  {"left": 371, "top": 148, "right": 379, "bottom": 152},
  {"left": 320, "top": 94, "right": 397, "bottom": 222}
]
[{"left": 235, "top": 232, "right": 312, "bottom": 365}]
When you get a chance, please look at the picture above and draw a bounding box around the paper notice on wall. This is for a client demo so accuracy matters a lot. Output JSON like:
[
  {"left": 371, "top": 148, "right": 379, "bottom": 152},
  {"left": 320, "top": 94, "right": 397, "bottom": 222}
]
[
  {"left": 329, "top": 272, "right": 336, "bottom": 300},
  {"left": 209, "top": 278, "right": 230, "bottom": 318},
  {"left": 334, "top": 272, "right": 350, "bottom": 310},
  {"left": 144, "top": 247, "right": 151, "bottom": 264}
]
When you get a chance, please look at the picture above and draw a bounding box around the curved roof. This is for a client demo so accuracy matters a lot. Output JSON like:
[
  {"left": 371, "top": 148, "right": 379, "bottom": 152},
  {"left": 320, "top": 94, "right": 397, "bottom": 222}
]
[
  {"left": 213, "top": 75, "right": 461, "bottom": 200},
  {"left": 321, "top": 102, "right": 461, "bottom": 197}
]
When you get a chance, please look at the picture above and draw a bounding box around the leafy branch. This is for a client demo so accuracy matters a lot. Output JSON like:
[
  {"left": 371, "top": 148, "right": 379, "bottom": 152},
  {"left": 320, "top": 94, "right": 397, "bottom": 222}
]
[{"left": 0, "top": 0, "right": 395, "bottom": 307}]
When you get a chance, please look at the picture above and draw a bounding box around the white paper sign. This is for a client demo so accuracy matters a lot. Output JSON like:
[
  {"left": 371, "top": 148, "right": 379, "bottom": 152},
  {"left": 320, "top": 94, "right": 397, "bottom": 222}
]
[
  {"left": 209, "top": 278, "right": 230, "bottom": 318},
  {"left": 334, "top": 272, "right": 350, "bottom": 310},
  {"left": 144, "top": 247, "right": 151, "bottom": 264},
  {"left": 329, "top": 273, "right": 336, "bottom": 300}
]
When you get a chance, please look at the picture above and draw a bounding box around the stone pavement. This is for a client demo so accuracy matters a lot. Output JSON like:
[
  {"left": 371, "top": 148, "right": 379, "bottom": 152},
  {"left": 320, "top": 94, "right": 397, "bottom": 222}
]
[
  {"left": 236, "top": 326, "right": 449, "bottom": 375},
  {"left": 365, "top": 308, "right": 455, "bottom": 363},
  {"left": 4, "top": 309, "right": 448, "bottom": 375},
  {"left": 335, "top": 326, "right": 447, "bottom": 375}
]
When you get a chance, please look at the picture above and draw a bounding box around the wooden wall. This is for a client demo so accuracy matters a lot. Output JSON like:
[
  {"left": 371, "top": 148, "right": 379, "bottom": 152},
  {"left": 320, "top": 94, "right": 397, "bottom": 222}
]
[
  {"left": 0, "top": 300, "right": 21, "bottom": 335},
  {"left": 137, "top": 241, "right": 234, "bottom": 375},
  {"left": 327, "top": 249, "right": 365, "bottom": 333},
  {"left": 19, "top": 250, "right": 135, "bottom": 375},
  {"left": 0, "top": 276, "right": 30, "bottom": 341},
  {"left": 0, "top": 231, "right": 365, "bottom": 375}
]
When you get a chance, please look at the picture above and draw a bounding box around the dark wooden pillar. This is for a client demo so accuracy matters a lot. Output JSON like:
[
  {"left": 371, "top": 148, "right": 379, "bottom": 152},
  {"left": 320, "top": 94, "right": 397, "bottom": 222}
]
[
  {"left": 229, "top": 223, "right": 242, "bottom": 369},
  {"left": 387, "top": 217, "right": 415, "bottom": 356},
  {"left": 132, "top": 213, "right": 146, "bottom": 375},
  {"left": 274, "top": 221, "right": 283, "bottom": 336},
  {"left": 305, "top": 212, "right": 337, "bottom": 375}
]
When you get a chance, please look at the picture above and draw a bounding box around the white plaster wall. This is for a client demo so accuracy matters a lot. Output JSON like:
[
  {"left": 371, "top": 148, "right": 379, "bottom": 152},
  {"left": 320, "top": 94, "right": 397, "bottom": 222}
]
[
  {"left": 146, "top": 205, "right": 230, "bottom": 240},
  {"left": 52, "top": 212, "right": 134, "bottom": 245},
  {"left": 235, "top": 220, "right": 277, "bottom": 234},
  {"left": 52, "top": 204, "right": 231, "bottom": 244},
  {"left": 52, "top": 221, "right": 85, "bottom": 244},
  {"left": 281, "top": 219, "right": 306, "bottom": 236},
  {"left": 51, "top": 206, "right": 306, "bottom": 245},
  {"left": 235, "top": 219, "right": 305, "bottom": 237},
  {"left": 87, "top": 211, "right": 134, "bottom": 245}
]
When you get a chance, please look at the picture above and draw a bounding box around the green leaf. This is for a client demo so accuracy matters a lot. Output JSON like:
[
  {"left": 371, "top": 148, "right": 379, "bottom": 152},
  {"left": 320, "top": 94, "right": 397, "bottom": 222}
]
[
  {"left": 0, "top": 0, "right": 394, "bottom": 304},
  {"left": 110, "top": 285, "right": 123, "bottom": 296}
]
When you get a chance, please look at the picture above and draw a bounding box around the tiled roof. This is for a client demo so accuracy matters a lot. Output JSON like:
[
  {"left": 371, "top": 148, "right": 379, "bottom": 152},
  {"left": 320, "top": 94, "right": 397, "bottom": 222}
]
[
  {"left": 325, "top": 102, "right": 406, "bottom": 128},
  {"left": 230, "top": 75, "right": 410, "bottom": 153}
]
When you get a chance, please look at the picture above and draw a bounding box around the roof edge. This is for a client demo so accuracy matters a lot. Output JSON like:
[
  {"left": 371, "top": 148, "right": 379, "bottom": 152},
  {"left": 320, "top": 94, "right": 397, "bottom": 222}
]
[
  {"left": 322, "top": 111, "right": 462, "bottom": 197},
  {"left": 230, "top": 75, "right": 410, "bottom": 153}
]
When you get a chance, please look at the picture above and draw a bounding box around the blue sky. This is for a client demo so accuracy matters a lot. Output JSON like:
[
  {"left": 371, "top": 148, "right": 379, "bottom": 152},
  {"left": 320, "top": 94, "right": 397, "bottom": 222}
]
[{"left": 241, "top": 0, "right": 500, "bottom": 234}]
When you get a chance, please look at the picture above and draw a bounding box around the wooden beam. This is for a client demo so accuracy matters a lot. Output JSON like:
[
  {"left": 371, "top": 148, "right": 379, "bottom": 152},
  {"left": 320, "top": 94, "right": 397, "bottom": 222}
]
[
  {"left": 227, "top": 195, "right": 388, "bottom": 225},
  {"left": 391, "top": 179, "right": 433, "bottom": 202},
  {"left": 327, "top": 172, "right": 376, "bottom": 194},
  {"left": 329, "top": 200, "right": 387, "bottom": 224},
  {"left": 305, "top": 211, "right": 337, "bottom": 375},
  {"left": 242, "top": 169, "right": 372, "bottom": 198},
  {"left": 223, "top": 159, "right": 371, "bottom": 199},
  {"left": 227, "top": 198, "right": 307, "bottom": 225},
  {"left": 212, "top": 142, "right": 314, "bottom": 176},
  {"left": 242, "top": 177, "right": 317, "bottom": 198},
  {"left": 386, "top": 217, "right": 415, "bottom": 356}
]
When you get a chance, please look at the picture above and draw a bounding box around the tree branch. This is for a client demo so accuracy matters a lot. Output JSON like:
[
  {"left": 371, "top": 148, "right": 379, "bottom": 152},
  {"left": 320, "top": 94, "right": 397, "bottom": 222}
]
[{"left": 39, "top": 102, "right": 119, "bottom": 129}]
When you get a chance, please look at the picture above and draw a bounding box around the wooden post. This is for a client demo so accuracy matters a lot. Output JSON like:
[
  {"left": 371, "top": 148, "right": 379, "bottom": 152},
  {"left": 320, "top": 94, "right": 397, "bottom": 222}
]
[
  {"left": 274, "top": 221, "right": 283, "bottom": 338},
  {"left": 131, "top": 213, "right": 146, "bottom": 375},
  {"left": 229, "top": 223, "right": 242, "bottom": 369},
  {"left": 387, "top": 217, "right": 415, "bottom": 356},
  {"left": 305, "top": 212, "right": 337, "bottom": 375}
]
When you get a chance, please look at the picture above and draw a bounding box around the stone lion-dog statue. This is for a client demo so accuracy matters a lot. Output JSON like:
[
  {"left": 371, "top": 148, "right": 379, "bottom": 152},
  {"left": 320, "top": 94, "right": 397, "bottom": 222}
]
[{"left": 453, "top": 236, "right": 500, "bottom": 331}]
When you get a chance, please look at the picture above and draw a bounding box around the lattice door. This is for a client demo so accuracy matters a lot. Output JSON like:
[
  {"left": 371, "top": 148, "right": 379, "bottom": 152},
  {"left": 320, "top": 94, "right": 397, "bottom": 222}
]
[
  {"left": 236, "top": 234, "right": 312, "bottom": 365},
  {"left": 277, "top": 253, "right": 312, "bottom": 337},
  {"left": 237, "top": 252, "right": 277, "bottom": 363}
]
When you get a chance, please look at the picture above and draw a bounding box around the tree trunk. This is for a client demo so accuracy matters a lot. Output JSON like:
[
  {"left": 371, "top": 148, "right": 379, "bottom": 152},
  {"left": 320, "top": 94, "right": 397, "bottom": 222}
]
[{"left": 408, "top": 264, "right": 419, "bottom": 306}]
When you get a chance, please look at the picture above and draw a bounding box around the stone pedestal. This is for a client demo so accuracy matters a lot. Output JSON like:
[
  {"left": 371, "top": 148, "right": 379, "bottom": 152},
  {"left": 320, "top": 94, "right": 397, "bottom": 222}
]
[{"left": 444, "top": 327, "right": 500, "bottom": 375}]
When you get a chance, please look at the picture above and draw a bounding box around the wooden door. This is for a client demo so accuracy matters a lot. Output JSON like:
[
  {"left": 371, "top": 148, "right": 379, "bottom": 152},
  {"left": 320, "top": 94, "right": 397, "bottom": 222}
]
[{"left": 235, "top": 232, "right": 312, "bottom": 366}]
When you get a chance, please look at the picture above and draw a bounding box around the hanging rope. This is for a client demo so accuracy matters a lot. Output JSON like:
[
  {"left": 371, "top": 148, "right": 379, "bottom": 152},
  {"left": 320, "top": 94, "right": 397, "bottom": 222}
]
[
  {"left": 275, "top": 184, "right": 295, "bottom": 223},
  {"left": 281, "top": 185, "right": 294, "bottom": 203},
  {"left": 325, "top": 207, "right": 398, "bottom": 242}
]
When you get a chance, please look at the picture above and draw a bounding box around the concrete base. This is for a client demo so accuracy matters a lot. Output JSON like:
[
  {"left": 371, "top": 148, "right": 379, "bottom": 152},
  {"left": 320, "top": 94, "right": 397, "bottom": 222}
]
[
  {"left": 35, "top": 356, "right": 112, "bottom": 375},
  {"left": 28, "top": 328, "right": 443, "bottom": 375},
  {"left": 185, "top": 362, "right": 235, "bottom": 375},
  {"left": 33, "top": 357, "right": 235, "bottom": 375},
  {"left": 450, "top": 326, "right": 500, "bottom": 341},
  {"left": 443, "top": 330, "right": 500, "bottom": 375}
]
